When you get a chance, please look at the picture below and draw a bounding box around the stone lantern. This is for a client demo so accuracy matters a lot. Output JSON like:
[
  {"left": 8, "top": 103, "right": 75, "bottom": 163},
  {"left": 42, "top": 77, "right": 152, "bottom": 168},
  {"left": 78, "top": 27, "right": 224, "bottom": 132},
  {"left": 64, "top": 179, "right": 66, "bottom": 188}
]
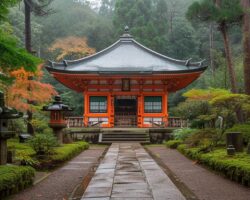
[
  {"left": 0, "top": 91, "right": 22, "bottom": 165},
  {"left": 43, "top": 95, "right": 72, "bottom": 144}
]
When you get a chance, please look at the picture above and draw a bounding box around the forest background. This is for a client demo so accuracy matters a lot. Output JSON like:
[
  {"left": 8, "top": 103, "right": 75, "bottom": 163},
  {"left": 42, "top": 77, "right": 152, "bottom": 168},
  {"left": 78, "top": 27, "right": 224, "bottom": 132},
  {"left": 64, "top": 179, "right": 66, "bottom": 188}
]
[{"left": 1, "top": 0, "right": 247, "bottom": 116}]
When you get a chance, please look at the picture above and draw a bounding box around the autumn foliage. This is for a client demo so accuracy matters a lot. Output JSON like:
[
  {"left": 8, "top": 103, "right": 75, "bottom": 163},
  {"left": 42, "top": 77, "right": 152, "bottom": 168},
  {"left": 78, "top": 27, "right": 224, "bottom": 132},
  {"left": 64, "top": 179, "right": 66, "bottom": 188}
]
[
  {"left": 49, "top": 36, "right": 96, "bottom": 61},
  {"left": 7, "top": 65, "right": 57, "bottom": 111}
]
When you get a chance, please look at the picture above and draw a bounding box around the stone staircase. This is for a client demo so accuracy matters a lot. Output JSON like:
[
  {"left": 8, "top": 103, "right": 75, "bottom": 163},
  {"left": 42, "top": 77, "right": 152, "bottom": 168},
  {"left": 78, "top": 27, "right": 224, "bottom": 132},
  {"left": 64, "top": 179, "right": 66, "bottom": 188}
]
[{"left": 99, "top": 128, "right": 150, "bottom": 144}]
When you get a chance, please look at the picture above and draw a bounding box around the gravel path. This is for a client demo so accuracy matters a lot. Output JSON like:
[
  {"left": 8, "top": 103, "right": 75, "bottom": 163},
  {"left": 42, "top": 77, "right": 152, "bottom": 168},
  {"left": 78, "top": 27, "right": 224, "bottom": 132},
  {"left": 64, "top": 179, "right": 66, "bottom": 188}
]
[
  {"left": 9, "top": 146, "right": 106, "bottom": 200},
  {"left": 147, "top": 146, "right": 250, "bottom": 200}
]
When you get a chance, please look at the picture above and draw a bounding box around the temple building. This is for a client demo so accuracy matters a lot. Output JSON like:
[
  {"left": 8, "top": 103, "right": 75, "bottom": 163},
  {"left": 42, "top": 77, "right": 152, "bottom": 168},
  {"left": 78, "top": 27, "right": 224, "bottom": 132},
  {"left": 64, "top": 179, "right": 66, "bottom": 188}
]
[{"left": 45, "top": 28, "right": 207, "bottom": 128}]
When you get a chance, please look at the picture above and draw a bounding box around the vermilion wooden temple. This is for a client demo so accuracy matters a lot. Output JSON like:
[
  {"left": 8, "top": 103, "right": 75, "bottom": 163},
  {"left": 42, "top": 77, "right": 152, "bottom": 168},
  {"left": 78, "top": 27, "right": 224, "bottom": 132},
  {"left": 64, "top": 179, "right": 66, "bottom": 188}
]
[{"left": 45, "top": 28, "right": 207, "bottom": 128}]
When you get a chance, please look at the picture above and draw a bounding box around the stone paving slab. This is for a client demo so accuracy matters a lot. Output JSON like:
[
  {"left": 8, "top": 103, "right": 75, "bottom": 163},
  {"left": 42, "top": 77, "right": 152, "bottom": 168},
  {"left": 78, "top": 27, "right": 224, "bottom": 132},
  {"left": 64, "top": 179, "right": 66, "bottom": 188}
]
[
  {"left": 84, "top": 187, "right": 112, "bottom": 198},
  {"left": 81, "top": 143, "right": 186, "bottom": 200}
]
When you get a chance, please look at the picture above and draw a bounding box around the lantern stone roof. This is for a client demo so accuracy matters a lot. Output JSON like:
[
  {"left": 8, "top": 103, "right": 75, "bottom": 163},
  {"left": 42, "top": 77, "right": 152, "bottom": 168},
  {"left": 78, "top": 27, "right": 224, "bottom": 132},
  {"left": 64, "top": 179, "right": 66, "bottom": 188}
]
[
  {"left": 42, "top": 96, "right": 73, "bottom": 111},
  {"left": 0, "top": 91, "right": 23, "bottom": 119},
  {"left": 45, "top": 27, "right": 207, "bottom": 75}
]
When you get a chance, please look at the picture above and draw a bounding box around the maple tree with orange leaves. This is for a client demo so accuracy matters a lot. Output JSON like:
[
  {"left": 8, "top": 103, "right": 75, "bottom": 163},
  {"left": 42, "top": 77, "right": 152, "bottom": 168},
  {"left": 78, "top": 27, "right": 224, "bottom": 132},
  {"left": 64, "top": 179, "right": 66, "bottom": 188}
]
[
  {"left": 7, "top": 65, "right": 57, "bottom": 112},
  {"left": 49, "top": 36, "right": 96, "bottom": 61}
]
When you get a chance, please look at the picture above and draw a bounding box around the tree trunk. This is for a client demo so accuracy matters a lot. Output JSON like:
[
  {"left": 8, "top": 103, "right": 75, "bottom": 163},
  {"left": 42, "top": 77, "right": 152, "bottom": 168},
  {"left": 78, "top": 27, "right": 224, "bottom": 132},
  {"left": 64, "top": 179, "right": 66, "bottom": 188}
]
[
  {"left": 24, "top": 0, "right": 32, "bottom": 53},
  {"left": 24, "top": 0, "right": 34, "bottom": 135},
  {"left": 27, "top": 76, "right": 34, "bottom": 135},
  {"left": 209, "top": 23, "right": 215, "bottom": 76},
  {"left": 220, "top": 24, "right": 238, "bottom": 93},
  {"left": 241, "top": 0, "right": 250, "bottom": 95}
]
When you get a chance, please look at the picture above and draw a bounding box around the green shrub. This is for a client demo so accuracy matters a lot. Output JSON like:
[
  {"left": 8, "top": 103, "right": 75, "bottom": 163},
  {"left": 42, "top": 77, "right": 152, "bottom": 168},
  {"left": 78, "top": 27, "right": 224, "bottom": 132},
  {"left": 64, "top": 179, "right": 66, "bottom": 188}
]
[
  {"left": 8, "top": 141, "right": 35, "bottom": 156},
  {"left": 29, "top": 133, "right": 58, "bottom": 156},
  {"left": 31, "top": 119, "right": 49, "bottom": 133},
  {"left": 165, "top": 140, "right": 182, "bottom": 149},
  {"left": 172, "top": 128, "right": 196, "bottom": 140},
  {"left": 0, "top": 165, "right": 35, "bottom": 198},
  {"left": 52, "top": 141, "right": 89, "bottom": 162},
  {"left": 184, "top": 128, "right": 218, "bottom": 147},
  {"left": 15, "top": 150, "right": 39, "bottom": 166},
  {"left": 177, "top": 145, "right": 250, "bottom": 187},
  {"left": 228, "top": 124, "right": 250, "bottom": 144},
  {"left": 8, "top": 139, "right": 36, "bottom": 165},
  {"left": 8, "top": 139, "right": 89, "bottom": 170}
]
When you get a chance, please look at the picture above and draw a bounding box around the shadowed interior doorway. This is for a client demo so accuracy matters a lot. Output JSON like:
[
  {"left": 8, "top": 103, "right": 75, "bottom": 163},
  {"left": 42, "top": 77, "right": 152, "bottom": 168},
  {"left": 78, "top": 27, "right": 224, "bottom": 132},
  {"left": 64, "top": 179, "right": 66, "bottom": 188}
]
[{"left": 114, "top": 96, "right": 137, "bottom": 127}]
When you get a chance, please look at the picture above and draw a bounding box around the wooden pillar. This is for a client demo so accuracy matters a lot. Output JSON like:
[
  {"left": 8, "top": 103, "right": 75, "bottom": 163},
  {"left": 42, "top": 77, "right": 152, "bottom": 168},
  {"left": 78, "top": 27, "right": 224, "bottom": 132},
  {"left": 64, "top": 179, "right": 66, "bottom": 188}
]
[
  {"left": 137, "top": 95, "right": 143, "bottom": 127},
  {"left": 163, "top": 92, "right": 168, "bottom": 127},
  {"left": 84, "top": 92, "right": 89, "bottom": 127},
  {"left": 137, "top": 79, "right": 144, "bottom": 128},
  {"left": 163, "top": 80, "right": 169, "bottom": 127},
  {"left": 108, "top": 79, "right": 114, "bottom": 128},
  {"left": 109, "top": 94, "right": 114, "bottom": 128}
]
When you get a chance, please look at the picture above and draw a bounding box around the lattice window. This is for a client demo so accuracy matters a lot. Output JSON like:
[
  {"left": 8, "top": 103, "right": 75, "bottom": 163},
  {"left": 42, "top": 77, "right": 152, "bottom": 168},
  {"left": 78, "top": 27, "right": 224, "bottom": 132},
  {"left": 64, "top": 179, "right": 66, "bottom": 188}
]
[
  {"left": 89, "top": 96, "right": 107, "bottom": 113},
  {"left": 144, "top": 96, "right": 162, "bottom": 113}
]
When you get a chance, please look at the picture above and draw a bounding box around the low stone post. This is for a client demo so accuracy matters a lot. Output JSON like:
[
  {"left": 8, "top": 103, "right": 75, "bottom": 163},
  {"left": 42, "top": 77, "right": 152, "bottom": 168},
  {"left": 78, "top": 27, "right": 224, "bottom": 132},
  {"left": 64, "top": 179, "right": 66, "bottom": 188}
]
[
  {"left": 42, "top": 95, "right": 72, "bottom": 144},
  {"left": 0, "top": 91, "right": 22, "bottom": 165},
  {"left": 227, "top": 145, "right": 236, "bottom": 156},
  {"left": 226, "top": 132, "right": 243, "bottom": 152}
]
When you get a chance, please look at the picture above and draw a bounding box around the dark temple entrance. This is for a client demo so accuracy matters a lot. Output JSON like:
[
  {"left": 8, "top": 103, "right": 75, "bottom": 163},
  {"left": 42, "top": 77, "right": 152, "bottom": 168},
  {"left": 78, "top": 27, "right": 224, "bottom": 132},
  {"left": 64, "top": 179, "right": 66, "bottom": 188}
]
[{"left": 114, "top": 96, "right": 137, "bottom": 127}]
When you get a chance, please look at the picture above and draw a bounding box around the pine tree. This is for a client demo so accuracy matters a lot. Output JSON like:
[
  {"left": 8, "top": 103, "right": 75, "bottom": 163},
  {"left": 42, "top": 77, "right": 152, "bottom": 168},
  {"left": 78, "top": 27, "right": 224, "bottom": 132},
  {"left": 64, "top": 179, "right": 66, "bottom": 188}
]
[
  {"left": 113, "top": 0, "right": 169, "bottom": 53},
  {"left": 241, "top": 0, "right": 250, "bottom": 95},
  {"left": 23, "top": 0, "right": 54, "bottom": 53},
  {"left": 187, "top": 0, "right": 243, "bottom": 93}
]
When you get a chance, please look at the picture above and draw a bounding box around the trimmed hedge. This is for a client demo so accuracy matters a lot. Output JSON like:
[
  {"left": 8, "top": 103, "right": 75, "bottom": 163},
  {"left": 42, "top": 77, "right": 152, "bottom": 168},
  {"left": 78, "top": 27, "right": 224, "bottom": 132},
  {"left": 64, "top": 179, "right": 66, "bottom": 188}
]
[
  {"left": 8, "top": 139, "right": 89, "bottom": 170},
  {"left": 0, "top": 165, "right": 35, "bottom": 198},
  {"left": 37, "top": 141, "right": 89, "bottom": 170},
  {"left": 177, "top": 144, "right": 250, "bottom": 187},
  {"left": 165, "top": 140, "right": 182, "bottom": 149},
  {"left": 52, "top": 141, "right": 89, "bottom": 162}
]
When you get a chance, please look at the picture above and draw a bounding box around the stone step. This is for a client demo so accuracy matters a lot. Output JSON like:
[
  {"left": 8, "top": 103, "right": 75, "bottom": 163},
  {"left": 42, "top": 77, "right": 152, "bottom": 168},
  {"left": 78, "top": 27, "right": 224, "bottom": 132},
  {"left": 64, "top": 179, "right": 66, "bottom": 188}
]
[
  {"left": 102, "top": 134, "right": 148, "bottom": 138},
  {"left": 102, "top": 137, "right": 149, "bottom": 141},
  {"left": 99, "top": 141, "right": 151, "bottom": 144},
  {"left": 101, "top": 129, "right": 148, "bottom": 133},
  {"left": 100, "top": 130, "right": 150, "bottom": 143},
  {"left": 102, "top": 132, "right": 148, "bottom": 135}
]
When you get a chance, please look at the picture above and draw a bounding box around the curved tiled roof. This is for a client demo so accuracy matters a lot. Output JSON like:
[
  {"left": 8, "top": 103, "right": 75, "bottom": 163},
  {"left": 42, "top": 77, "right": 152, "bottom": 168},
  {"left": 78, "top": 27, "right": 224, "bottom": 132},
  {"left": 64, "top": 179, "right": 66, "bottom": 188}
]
[{"left": 45, "top": 29, "right": 207, "bottom": 74}]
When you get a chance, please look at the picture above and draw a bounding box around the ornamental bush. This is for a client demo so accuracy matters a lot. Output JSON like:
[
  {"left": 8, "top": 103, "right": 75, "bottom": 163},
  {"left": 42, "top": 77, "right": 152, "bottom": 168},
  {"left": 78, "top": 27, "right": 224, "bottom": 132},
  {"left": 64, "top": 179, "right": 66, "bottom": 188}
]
[
  {"left": 0, "top": 165, "right": 35, "bottom": 198},
  {"left": 184, "top": 128, "right": 219, "bottom": 148},
  {"left": 165, "top": 140, "right": 182, "bottom": 149},
  {"left": 172, "top": 128, "right": 196, "bottom": 140},
  {"left": 28, "top": 133, "right": 58, "bottom": 156}
]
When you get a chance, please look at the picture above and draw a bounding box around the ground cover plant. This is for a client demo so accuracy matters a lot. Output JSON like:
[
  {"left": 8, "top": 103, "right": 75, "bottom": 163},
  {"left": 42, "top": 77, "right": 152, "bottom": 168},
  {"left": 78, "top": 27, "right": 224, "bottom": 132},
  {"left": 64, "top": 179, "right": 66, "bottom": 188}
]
[
  {"left": 7, "top": 136, "right": 89, "bottom": 170},
  {"left": 0, "top": 165, "right": 35, "bottom": 198},
  {"left": 177, "top": 144, "right": 250, "bottom": 186},
  {"left": 165, "top": 127, "right": 250, "bottom": 187},
  {"left": 2, "top": 133, "right": 89, "bottom": 198}
]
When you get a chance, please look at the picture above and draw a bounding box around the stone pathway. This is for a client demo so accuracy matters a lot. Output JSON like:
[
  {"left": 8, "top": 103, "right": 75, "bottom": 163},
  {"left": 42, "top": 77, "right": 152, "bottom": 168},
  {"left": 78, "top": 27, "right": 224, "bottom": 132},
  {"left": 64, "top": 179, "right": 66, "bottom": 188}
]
[
  {"left": 81, "top": 143, "right": 185, "bottom": 200},
  {"left": 10, "top": 146, "right": 106, "bottom": 200},
  {"left": 147, "top": 146, "right": 250, "bottom": 200}
]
